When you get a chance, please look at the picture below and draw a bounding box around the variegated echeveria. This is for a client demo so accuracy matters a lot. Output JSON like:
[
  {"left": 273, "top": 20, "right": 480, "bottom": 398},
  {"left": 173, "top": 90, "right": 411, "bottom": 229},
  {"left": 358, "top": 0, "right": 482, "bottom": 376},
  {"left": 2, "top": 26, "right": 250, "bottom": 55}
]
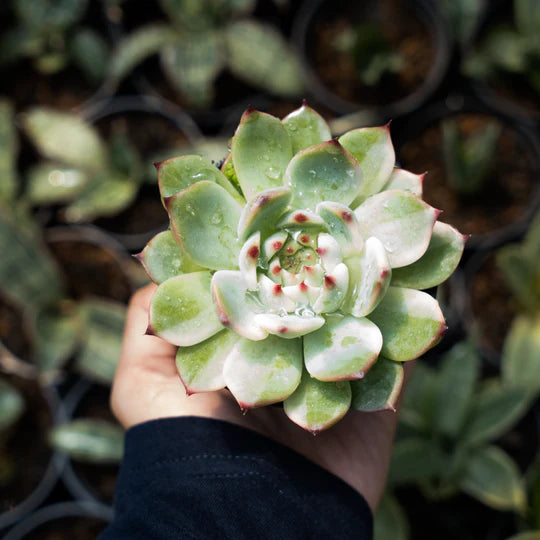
[{"left": 136, "top": 103, "right": 466, "bottom": 433}]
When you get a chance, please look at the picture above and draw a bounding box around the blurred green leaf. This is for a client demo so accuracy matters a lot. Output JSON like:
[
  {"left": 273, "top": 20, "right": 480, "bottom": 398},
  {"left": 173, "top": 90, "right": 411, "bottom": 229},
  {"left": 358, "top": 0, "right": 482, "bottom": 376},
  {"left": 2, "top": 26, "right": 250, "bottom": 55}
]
[
  {"left": 27, "top": 163, "right": 89, "bottom": 205},
  {"left": 506, "top": 533, "right": 540, "bottom": 540},
  {"left": 461, "top": 379, "right": 533, "bottom": 445},
  {"left": 49, "top": 418, "right": 124, "bottom": 463},
  {"left": 441, "top": 0, "right": 482, "bottom": 48},
  {"left": 0, "top": 27, "right": 44, "bottom": 65},
  {"left": 515, "top": 0, "right": 540, "bottom": 39},
  {"left": 459, "top": 445, "right": 526, "bottom": 512},
  {"left": 434, "top": 341, "right": 479, "bottom": 438},
  {"left": 14, "top": 0, "right": 88, "bottom": 31},
  {"left": 70, "top": 28, "right": 109, "bottom": 83},
  {"left": 22, "top": 108, "right": 108, "bottom": 171},
  {"left": 75, "top": 299, "right": 126, "bottom": 385},
  {"left": 0, "top": 380, "right": 24, "bottom": 432},
  {"left": 224, "top": 20, "right": 303, "bottom": 97},
  {"left": 0, "top": 100, "right": 18, "bottom": 203},
  {"left": 400, "top": 364, "right": 438, "bottom": 433},
  {"left": 374, "top": 492, "right": 409, "bottom": 540},
  {"left": 108, "top": 132, "right": 142, "bottom": 180},
  {"left": 502, "top": 315, "right": 540, "bottom": 393}
]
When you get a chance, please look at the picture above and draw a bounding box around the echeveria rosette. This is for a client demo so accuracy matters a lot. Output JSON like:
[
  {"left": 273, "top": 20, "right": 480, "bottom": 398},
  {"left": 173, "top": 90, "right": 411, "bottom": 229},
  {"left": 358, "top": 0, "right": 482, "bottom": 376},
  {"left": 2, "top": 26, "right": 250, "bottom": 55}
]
[{"left": 137, "top": 102, "right": 466, "bottom": 433}]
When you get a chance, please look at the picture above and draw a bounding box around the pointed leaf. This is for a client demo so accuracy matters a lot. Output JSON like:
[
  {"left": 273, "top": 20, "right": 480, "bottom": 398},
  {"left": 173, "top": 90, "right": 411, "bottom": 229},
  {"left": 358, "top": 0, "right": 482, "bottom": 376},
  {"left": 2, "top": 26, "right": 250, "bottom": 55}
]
[
  {"left": 304, "top": 314, "right": 382, "bottom": 381},
  {"left": 459, "top": 446, "right": 526, "bottom": 512},
  {"left": 71, "top": 28, "right": 109, "bottom": 83},
  {"left": 160, "top": 31, "right": 224, "bottom": 107},
  {"left": 285, "top": 140, "right": 363, "bottom": 210},
  {"left": 76, "top": 299, "right": 126, "bottom": 385},
  {"left": 224, "top": 21, "right": 303, "bottom": 98},
  {"left": 27, "top": 163, "right": 89, "bottom": 205},
  {"left": 316, "top": 201, "right": 363, "bottom": 257},
  {"left": 433, "top": 341, "right": 479, "bottom": 438},
  {"left": 0, "top": 380, "right": 24, "bottom": 431},
  {"left": 373, "top": 493, "right": 409, "bottom": 540},
  {"left": 157, "top": 154, "right": 243, "bottom": 205},
  {"left": 391, "top": 222, "right": 465, "bottom": 289},
  {"left": 0, "top": 100, "right": 18, "bottom": 202},
  {"left": 312, "top": 262, "right": 349, "bottom": 314},
  {"left": 338, "top": 125, "right": 395, "bottom": 206},
  {"left": 168, "top": 180, "right": 241, "bottom": 270},
  {"left": 276, "top": 209, "right": 326, "bottom": 230},
  {"left": 344, "top": 237, "right": 391, "bottom": 317},
  {"left": 383, "top": 168, "right": 424, "bottom": 197},
  {"left": 232, "top": 109, "right": 293, "bottom": 201},
  {"left": 176, "top": 329, "right": 239, "bottom": 393},
  {"left": 354, "top": 190, "right": 438, "bottom": 268},
  {"left": 502, "top": 315, "right": 540, "bottom": 393},
  {"left": 282, "top": 102, "right": 331, "bottom": 154},
  {"left": 368, "top": 287, "right": 446, "bottom": 362},
  {"left": 137, "top": 230, "right": 203, "bottom": 285},
  {"left": 211, "top": 270, "right": 267, "bottom": 341},
  {"left": 21, "top": 108, "right": 108, "bottom": 170},
  {"left": 254, "top": 313, "right": 325, "bottom": 339},
  {"left": 284, "top": 370, "right": 352, "bottom": 433},
  {"left": 50, "top": 419, "right": 124, "bottom": 464},
  {"left": 223, "top": 335, "right": 302, "bottom": 408},
  {"left": 237, "top": 187, "right": 292, "bottom": 241},
  {"left": 461, "top": 379, "right": 533, "bottom": 445},
  {"left": 351, "top": 357, "right": 404, "bottom": 412},
  {"left": 150, "top": 272, "right": 222, "bottom": 346}
]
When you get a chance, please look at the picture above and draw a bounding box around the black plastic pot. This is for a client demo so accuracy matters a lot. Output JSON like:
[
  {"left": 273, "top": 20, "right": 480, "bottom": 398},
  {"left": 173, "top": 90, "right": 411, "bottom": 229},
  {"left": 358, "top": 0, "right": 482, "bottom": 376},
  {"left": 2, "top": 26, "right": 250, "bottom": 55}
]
[
  {"left": 3, "top": 500, "right": 112, "bottom": 540},
  {"left": 293, "top": 0, "right": 451, "bottom": 128},
  {"left": 0, "top": 383, "right": 66, "bottom": 532},
  {"left": 392, "top": 96, "right": 540, "bottom": 251}
]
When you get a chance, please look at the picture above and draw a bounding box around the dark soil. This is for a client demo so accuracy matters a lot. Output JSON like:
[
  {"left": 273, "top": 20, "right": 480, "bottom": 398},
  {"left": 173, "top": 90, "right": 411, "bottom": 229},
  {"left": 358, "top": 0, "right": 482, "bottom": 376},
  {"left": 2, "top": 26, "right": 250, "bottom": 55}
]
[
  {"left": 47, "top": 240, "right": 132, "bottom": 303},
  {"left": 469, "top": 254, "right": 517, "bottom": 354},
  {"left": 70, "top": 386, "right": 120, "bottom": 503},
  {"left": 0, "top": 374, "right": 52, "bottom": 514},
  {"left": 398, "top": 113, "right": 538, "bottom": 237},
  {"left": 25, "top": 515, "right": 107, "bottom": 540},
  {"left": 310, "top": 0, "right": 435, "bottom": 107},
  {"left": 0, "top": 294, "right": 33, "bottom": 361}
]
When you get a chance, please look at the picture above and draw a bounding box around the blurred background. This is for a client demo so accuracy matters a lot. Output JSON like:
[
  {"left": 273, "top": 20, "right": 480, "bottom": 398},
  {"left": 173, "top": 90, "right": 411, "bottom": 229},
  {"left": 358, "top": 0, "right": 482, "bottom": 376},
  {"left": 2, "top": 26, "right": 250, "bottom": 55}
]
[{"left": 0, "top": 0, "right": 539, "bottom": 538}]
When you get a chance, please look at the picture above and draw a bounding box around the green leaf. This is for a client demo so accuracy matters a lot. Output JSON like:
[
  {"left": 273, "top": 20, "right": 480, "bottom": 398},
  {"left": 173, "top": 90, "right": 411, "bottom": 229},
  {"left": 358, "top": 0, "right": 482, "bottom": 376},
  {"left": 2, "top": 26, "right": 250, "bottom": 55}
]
[
  {"left": 441, "top": 0, "right": 482, "bottom": 48},
  {"left": 167, "top": 181, "right": 242, "bottom": 270},
  {"left": 389, "top": 437, "right": 445, "bottom": 486},
  {"left": 0, "top": 100, "right": 18, "bottom": 203},
  {"left": 502, "top": 315, "right": 540, "bottom": 392},
  {"left": 284, "top": 369, "right": 351, "bottom": 433},
  {"left": 462, "top": 379, "right": 533, "bottom": 445},
  {"left": 383, "top": 168, "right": 423, "bottom": 197},
  {"left": 433, "top": 341, "right": 479, "bottom": 438},
  {"left": 368, "top": 287, "right": 446, "bottom": 362},
  {"left": 0, "top": 26, "right": 44, "bottom": 65},
  {"left": 354, "top": 190, "right": 438, "bottom": 268},
  {"left": 49, "top": 419, "right": 124, "bottom": 464},
  {"left": 459, "top": 445, "right": 526, "bottom": 512},
  {"left": 34, "top": 303, "right": 81, "bottom": 374},
  {"left": 76, "top": 299, "right": 126, "bottom": 385},
  {"left": 14, "top": 0, "right": 88, "bottom": 30},
  {"left": 21, "top": 108, "right": 108, "bottom": 170},
  {"left": 515, "top": 0, "right": 540, "bottom": 39},
  {"left": 160, "top": 31, "right": 224, "bottom": 107},
  {"left": 281, "top": 102, "right": 331, "bottom": 154},
  {"left": 224, "top": 20, "right": 303, "bottom": 97},
  {"left": 223, "top": 335, "right": 303, "bottom": 408},
  {"left": 338, "top": 126, "right": 395, "bottom": 205},
  {"left": 157, "top": 154, "right": 243, "bottom": 205},
  {"left": 391, "top": 221, "right": 465, "bottom": 289},
  {"left": 304, "top": 314, "right": 382, "bottom": 381},
  {"left": 285, "top": 140, "right": 363, "bottom": 210},
  {"left": 150, "top": 272, "right": 223, "bottom": 346},
  {"left": 351, "top": 357, "right": 404, "bottom": 412},
  {"left": 0, "top": 205, "right": 63, "bottom": 309},
  {"left": 400, "top": 364, "right": 438, "bottom": 432},
  {"left": 374, "top": 493, "right": 410, "bottom": 540},
  {"left": 108, "top": 24, "right": 178, "bottom": 85},
  {"left": 506, "top": 533, "right": 540, "bottom": 540},
  {"left": 70, "top": 28, "right": 108, "bottom": 83},
  {"left": 176, "top": 329, "right": 239, "bottom": 393},
  {"left": 64, "top": 172, "right": 138, "bottom": 222},
  {"left": 137, "top": 230, "right": 203, "bottom": 285},
  {"left": 0, "top": 379, "right": 25, "bottom": 431},
  {"left": 231, "top": 108, "right": 293, "bottom": 201},
  {"left": 26, "top": 163, "right": 89, "bottom": 205}
]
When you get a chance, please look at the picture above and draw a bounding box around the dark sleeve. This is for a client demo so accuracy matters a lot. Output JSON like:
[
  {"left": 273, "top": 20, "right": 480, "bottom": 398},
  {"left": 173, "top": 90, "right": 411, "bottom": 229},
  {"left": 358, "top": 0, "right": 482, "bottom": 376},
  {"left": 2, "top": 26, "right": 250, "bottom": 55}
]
[{"left": 100, "top": 416, "right": 373, "bottom": 540}]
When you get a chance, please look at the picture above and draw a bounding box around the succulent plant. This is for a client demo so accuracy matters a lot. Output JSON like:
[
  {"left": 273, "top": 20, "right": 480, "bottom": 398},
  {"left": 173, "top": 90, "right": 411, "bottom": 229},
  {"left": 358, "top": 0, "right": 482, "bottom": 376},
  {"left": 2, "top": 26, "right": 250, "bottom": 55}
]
[{"left": 137, "top": 103, "right": 465, "bottom": 433}]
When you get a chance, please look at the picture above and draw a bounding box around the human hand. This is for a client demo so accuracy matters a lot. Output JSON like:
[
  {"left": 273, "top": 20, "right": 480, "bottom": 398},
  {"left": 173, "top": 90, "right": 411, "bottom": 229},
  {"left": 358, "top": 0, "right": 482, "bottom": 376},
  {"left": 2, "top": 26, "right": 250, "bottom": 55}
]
[{"left": 111, "top": 283, "right": 412, "bottom": 512}]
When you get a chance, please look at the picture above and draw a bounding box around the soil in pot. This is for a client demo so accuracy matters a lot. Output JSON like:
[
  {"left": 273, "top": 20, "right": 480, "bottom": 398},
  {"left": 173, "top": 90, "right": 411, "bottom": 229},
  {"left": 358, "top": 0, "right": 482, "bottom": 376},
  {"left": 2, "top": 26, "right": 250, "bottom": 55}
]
[
  {"left": 309, "top": 0, "right": 435, "bottom": 108},
  {"left": 469, "top": 253, "right": 517, "bottom": 354},
  {"left": 0, "top": 374, "right": 52, "bottom": 514},
  {"left": 47, "top": 238, "right": 132, "bottom": 304},
  {"left": 25, "top": 515, "right": 107, "bottom": 540},
  {"left": 398, "top": 113, "right": 538, "bottom": 238},
  {"left": 70, "top": 385, "right": 120, "bottom": 504}
]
